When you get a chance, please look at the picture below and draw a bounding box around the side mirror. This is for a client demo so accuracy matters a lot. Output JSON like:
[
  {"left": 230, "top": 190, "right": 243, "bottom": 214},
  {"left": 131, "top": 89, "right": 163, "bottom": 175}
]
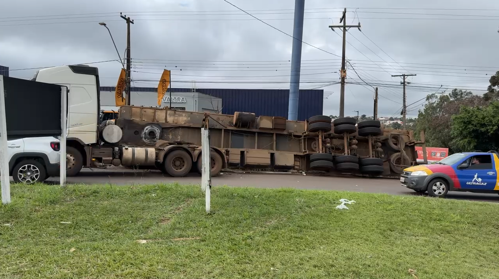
[{"left": 457, "top": 163, "right": 468, "bottom": 169}]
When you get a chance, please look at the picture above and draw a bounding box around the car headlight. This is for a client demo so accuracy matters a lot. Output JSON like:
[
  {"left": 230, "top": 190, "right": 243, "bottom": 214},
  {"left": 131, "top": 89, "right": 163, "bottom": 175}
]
[{"left": 411, "top": 171, "right": 428, "bottom": 176}]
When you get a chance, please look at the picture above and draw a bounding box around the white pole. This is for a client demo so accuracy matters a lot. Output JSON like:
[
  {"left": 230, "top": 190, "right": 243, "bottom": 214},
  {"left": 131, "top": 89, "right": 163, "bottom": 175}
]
[
  {"left": 201, "top": 127, "right": 211, "bottom": 213},
  {"left": 0, "top": 76, "right": 11, "bottom": 204},
  {"left": 59, "top": 86, "right": 67, "bottom": 187}
]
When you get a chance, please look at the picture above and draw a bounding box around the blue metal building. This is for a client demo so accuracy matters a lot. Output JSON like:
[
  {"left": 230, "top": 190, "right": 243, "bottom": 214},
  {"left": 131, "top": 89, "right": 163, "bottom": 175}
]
[
  {"left": 0, "top": 65, "right": 9, "bottom": 77},
  {"left": 100, "top": 86, "right": 324, "bottom": 121}
]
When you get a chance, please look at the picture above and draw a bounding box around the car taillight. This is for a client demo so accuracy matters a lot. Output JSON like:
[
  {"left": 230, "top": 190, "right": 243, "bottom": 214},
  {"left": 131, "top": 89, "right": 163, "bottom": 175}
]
[{"left": 50, "top": 142, "right": 60, "bottom": 151}]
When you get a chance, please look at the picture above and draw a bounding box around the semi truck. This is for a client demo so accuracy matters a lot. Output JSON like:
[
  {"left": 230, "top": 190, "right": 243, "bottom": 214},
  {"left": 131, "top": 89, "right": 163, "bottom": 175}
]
[{"left": 33, "top": 64, "right": 418, "bottom": 177}]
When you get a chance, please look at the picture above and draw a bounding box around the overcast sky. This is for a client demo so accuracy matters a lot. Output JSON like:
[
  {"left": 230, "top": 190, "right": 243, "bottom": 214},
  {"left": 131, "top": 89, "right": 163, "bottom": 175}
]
[{"left": 1, "top": 0, "right": 499, "bottom": 118}]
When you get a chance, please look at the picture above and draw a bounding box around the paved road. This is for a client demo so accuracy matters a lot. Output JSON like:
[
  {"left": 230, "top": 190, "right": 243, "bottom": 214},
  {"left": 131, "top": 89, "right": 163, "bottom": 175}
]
[{"left": 45, "top": 169, "right": 499, "bottom": 203}]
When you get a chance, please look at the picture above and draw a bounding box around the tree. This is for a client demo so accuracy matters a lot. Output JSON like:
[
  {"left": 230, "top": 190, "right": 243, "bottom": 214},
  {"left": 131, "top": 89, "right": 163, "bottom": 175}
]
[
  {"left": 484, "top": 71, "right": 499, "bottom": 101},
  {"left": 360, "top": 114, "right": 367, "bottom": 121},
  {"left": 391, "top": 122, "right": 402, "bottom": 130},
  {"left": 452, "top": 101, "right": 499, "bottom": 151},
  {"left": 414, "top": 89, "right": 484, "bottom": 152},
  {"left": 389, "top": 117, "right": 394, "bottom": 121}
]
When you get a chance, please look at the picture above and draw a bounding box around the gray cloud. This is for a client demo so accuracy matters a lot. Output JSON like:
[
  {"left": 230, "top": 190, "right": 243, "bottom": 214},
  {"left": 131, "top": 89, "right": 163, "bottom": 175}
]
[{"left": 1, "top": 0, "right": 498, "bottom": 118}]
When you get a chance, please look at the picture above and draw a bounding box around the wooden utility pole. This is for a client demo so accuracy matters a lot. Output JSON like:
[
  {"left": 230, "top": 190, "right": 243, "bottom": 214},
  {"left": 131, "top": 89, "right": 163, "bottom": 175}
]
[
  {"left": 121, "top": 13, "right": 134, "bottom": 105},
  {"left": 329, "top": 8, "right": 361, "bottom": 118},
  {"left": 391, "top": 74, "right": 416, "bottom": 129},
  {"left": 373, "top": 87, "right": 378, "bottom": 120}
]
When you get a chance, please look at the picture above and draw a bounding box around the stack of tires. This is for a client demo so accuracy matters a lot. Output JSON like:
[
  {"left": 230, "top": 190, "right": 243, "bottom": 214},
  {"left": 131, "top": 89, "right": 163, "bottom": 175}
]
[
  {"left": 357, "top": 120, "right": 382, "bottom": 137},
  {"left": 334, "top": 155, "right": 359, "bottom": 172},
  {"left": 333, "top": 117, "right": 357, "bottom": 134},
  {"left": 310, "top": 153, "right": 334, "bottom": 171},
  {"left": 359, "top": 158, "right": 384, "bottom": 175},
  {"left": 307, "top": 115, "right": 332, "bottom": 133}
]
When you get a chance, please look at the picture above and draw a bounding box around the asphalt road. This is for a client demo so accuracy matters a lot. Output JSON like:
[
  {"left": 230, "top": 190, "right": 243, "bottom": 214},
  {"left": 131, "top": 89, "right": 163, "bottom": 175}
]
[{"left": 44, "top": 169, "right": 499, "bottom": 203}]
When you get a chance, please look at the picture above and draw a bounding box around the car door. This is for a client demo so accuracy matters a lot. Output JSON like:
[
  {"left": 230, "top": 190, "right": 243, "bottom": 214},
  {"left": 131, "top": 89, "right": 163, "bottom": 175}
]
[{"left": 455, "top": 154, "right": 496, "bottom": 190}]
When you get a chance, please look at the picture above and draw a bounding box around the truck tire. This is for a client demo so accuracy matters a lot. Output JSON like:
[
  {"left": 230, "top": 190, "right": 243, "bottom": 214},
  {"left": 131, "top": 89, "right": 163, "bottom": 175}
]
[
  {"left": 389, "top": 152, "right": 411, "bottom": 174},
  {"left": 334, "top": 155, "right": 358, "bottom": 164},
  {"left": 197, "top": 151, "right": 223, "bottom": 177},
  {"left": 358, "top": 120, "right": 381, "bottom": 129},
  {"left": 336, "top": 162, "right": 359, "bottom": 172},
  {"left": 333, "top": 117, "right": 357, "bottom": 126},
  {"left": 359, "top": 158, "right": 383, "bottom": 166},
  {"left": 13, "top": 160, "right": 47, "bottom": 184},
  {"left": 308, "top": 115, "right": 331, "bottom": 124},
  {"left": 387, "top": 133, "right": 401, "bottom": 151},
  {"left": 310, "top": 153, "right": 333, "bottom": 162},
  {"left": 308, "top": 122, "right": 332, "bottom": 133},
  {"left": 310, "top": 160, "right": 334, "bottom": 170},
  {"left": 360, "top": 165, "right": 384, "bottom": 174},
  {"left": 358, "top": 127, "right": 382, "bottom": 137},
  {"left": 164, "top": 150, "right": 193, "bottom": 177},
  {"left": 66, "top": 146, "right": 83, "bottom": 177},
  {"left": 334, "top": 124, "right": 356, "bottom": 134}
]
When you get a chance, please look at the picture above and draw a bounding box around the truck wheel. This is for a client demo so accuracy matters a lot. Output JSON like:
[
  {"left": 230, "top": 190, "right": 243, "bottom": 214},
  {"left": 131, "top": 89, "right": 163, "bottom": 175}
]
[
  {"left": 164, "top": 150, "right": 192, "bottom": 177},
  {"left": 197, "top": 151, "right": 223, "bottom": 177},
  {"left": 13, "top": 160, "right": 47, "bottom": 184},
  {"left": 427, "top": 179, "right": 449, "bottom": 198},
  {"left": 310, "top": 160, "right": 334, "bottom": 170},
  {"left": 310, "top": 153, "right": 333, "bottom": 162},
  {"left": 66, "top": 146, "right": 83, "bottom": 177}
]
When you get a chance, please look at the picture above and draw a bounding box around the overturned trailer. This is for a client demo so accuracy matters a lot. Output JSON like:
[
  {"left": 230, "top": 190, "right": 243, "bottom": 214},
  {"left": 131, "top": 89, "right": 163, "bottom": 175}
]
[{"left": 108, "top": 105, "right": 417, "bottom": 177}]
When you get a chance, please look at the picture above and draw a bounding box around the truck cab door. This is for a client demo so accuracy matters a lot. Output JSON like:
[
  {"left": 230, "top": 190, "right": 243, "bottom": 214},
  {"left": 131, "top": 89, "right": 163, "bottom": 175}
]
[{"left": 455, "top": 154, "right": 496, "bottom": 190}]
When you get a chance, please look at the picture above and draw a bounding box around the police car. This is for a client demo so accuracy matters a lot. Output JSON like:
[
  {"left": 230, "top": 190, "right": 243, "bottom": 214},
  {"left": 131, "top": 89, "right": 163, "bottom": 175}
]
[{"left": 401, "top": 151, "right": 499, "bottom": 197}]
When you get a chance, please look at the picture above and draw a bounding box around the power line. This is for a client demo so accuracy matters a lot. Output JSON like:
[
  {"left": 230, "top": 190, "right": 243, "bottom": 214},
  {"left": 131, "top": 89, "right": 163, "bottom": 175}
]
[{"left": 223, "top": 0, "right": 341, "bottom": 58}]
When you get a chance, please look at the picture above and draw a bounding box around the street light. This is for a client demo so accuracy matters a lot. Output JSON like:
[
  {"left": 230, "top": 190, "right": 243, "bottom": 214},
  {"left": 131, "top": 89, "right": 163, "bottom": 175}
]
[{"left": 99, "top": 22, "right": 124, "bottom": 68}]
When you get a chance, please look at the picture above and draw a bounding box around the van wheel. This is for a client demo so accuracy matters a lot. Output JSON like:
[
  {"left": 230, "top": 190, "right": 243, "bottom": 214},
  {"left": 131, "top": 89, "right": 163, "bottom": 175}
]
[
  {"left": 13, "top": 160, "right": 47, "bottom": 184},
  {"left": 427, "top": 179, "right": 449, "bottom": 198},
  {"left": 66, "top": 147, "right": 83, "bottom": 177},
  {"left": 164, "top": 150, "right": 192, "bottom": 177},
  {"left": 197, "top": 151, "right": 223, "bottom": 177}
]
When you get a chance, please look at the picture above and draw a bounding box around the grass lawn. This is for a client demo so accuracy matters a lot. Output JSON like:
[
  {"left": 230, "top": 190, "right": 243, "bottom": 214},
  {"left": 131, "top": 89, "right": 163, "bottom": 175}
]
[{"left": 1, "top": 184, "right": 499, "bottom": 279}]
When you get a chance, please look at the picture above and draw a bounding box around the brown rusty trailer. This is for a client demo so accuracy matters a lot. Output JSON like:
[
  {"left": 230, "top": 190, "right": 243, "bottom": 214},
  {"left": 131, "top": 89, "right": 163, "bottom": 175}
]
[{"left": 98, "top": 106, "right": 417, "bottom": 177}]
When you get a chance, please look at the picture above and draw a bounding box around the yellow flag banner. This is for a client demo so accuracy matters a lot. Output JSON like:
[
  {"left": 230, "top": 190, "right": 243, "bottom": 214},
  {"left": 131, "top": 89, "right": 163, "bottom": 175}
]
[
  {"left": 115, "top": 68, "right": 126, "bottom": 106},
  {"left": 157, "top": 70, "right": 171, "bottom": 106}
]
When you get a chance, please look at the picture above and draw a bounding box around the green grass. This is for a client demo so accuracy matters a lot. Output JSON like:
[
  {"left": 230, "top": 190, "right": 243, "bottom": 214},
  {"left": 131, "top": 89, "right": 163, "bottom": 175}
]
[{"left": 1, "top": 184, "right": 499, "bottom": 279}]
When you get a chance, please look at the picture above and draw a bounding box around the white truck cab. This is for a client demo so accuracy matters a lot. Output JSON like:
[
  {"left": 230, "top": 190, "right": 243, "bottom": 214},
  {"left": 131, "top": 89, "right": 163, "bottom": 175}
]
[{"left": 34, "top": 65, "right": 101, "bottom": 176}]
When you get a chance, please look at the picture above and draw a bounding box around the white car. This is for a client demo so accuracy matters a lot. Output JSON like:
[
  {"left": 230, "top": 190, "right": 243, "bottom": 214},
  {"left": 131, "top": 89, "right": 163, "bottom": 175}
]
[{"left": 7, "top": 137, "right": 60, "bottom": 184}]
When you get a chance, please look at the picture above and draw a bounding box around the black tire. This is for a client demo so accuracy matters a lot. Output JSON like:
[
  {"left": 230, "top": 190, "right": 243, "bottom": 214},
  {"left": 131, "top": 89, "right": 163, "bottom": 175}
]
[
  {"left": 336, "top": 162, "right": 359, "bottom": 172},
  {"left": 334, "top": 124, "right": 356, "bottom": 134},
  {"left": 389, "top": 152, "right": 411, "bottom": 174},
  {"left": 308, "top": 122, "right": 332, "bottom": 133},
  {"left": 358, "top": 127, "right": 382, "bottom": 137},
  {"left": 427, "top": 178, "right": 449, "bottom": 198},
  {"left": 360, "top": 165, "right": 384, "bottom": 174},
  {"left": 310, "top": 160, "right": 334, "bottom": 170},
  {"left": 387, "top": 133, "right": 401, "bottom": 151},
  {"left": 163, "top": 150, "right": 193, "bottom": 177},
  {"left": 13, "top": 160, "right": 47, "bottom": 184},
  {"left": 334, "top": 155, "right": 358, "bottom": 164},
  {"left": 310, "top": 153, "right": 333, "bottom": 162},
  {"left": 66, "top": 146, "right": 83, "bottom": 177},
  {"left": 197, "top": 151, "right": 223, "bottom": 177},
  {"left": 359, "top": 158, "right": 383, "bottom": 166},
  {"left": 308, "top": 115, "right": 332, "bottom": 124},
  {"left": 333, "top": 117, "right": 357, "bottom": 126},
  {"left": 358, "top": 120, "right": 381, "bottom": 129}
]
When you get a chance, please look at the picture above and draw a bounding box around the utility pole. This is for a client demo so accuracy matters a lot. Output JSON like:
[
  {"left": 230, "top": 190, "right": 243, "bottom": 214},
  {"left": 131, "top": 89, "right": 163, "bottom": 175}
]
[
  {"left": 329, "top": 8, "right": 361, "bottom": 118},
  {"left": 287, "top": 0, "right": 305, "bottom": 121},
  {"left": 373, "top": 87, "right": 378, "bottom": 120},
  {"left": 391, "top": 74, "right": 416, "bottom": 129},
  {"left": 121, "top": 12, "right": 134, "bottom": 106}
]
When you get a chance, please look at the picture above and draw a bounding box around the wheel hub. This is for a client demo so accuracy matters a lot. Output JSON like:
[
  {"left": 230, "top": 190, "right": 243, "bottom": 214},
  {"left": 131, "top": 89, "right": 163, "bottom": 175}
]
[
  {"left": 172, "top": 157, "right": 185, "bottom": 170},
  {"left": 18, "top": 164, "right": 40, "bottom": 184},
  {"left": 67, "top": 154, "right": 75, "bottom": 169}
]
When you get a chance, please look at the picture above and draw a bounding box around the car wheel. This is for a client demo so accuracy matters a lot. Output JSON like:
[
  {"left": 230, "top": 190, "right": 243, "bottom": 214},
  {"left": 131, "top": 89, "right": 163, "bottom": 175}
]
[
  {"left": 163, "top": 150, "right": 193, "bottom": 177},
  {"left": 427, "top": 179, "right": 449, "bottom": 198},
  {"left": 13, "top": 160, "right": 47, "bottom": 184}
]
